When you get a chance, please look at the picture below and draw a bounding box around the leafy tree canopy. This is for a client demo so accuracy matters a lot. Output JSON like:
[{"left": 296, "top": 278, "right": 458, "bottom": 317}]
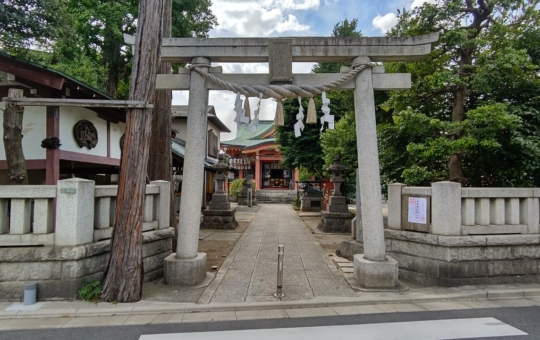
[
  {"left": 1, "top": 0, "right": 217, "bottom": 98},
  {"left": 0, "top": 0, "right": 61, "bottom": 53},
  {"left": 377, "top": 0, "right": 540, "bottom": 187}
]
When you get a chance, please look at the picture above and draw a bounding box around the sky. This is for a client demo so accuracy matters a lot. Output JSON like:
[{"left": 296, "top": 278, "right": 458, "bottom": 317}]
[{"left": 171, "top": 0, "right": 435, "bottom": 141}]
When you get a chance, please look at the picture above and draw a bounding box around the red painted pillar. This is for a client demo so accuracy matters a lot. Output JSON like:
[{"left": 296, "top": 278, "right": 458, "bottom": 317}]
[
  {"left": 255, "top": 151, "right": 260, "bottom": 189},
  {"left": 45, "top": 106, "right": 60, "bottom": 185}
]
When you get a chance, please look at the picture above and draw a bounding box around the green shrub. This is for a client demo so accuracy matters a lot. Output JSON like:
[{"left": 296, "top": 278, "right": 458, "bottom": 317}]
[
  {"left": 230, "top": 178, "right": 256, "bottom": 198},
  {"left": 298, "top": 167, "right": 313, "bottom": 182},
  {"left": 78, "top": 279, "right": 102, "bottom": 303},
  {"left": 292, "top": 197, "right": 300, "bottom": 209}
]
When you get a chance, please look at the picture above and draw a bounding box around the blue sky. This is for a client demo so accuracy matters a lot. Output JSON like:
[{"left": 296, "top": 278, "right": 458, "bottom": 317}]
[{"left": 172, "top": 0, "right": 433, "bottom": 140}]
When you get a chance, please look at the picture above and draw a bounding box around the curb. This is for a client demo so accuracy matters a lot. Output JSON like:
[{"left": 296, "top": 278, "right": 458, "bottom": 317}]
[{"left": 6, "top": 288, "right": 540, "bottom": 319}]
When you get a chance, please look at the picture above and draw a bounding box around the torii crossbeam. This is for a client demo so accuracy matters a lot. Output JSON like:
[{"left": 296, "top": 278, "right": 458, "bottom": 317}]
[{"left": 128, "top": 33, "right": 439, "bottom": 288}]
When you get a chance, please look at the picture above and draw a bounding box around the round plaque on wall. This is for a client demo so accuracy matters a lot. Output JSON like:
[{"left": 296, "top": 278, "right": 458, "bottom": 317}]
[{"left": 73, "top": 119, "right": 98, "bottom": 149}]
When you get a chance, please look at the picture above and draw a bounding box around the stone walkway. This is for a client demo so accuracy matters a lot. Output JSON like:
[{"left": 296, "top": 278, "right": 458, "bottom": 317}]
[{"left": 199, "top": 204, "right": 356, "bottom": 303}]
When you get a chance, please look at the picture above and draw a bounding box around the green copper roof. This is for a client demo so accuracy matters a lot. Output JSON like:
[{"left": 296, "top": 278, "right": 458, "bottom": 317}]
[
  {"left": 171, "top": 138, "right": 217, "bottom": 169},
  {"left": 221, "top": 121, "right": 277, "bottom": 149}
]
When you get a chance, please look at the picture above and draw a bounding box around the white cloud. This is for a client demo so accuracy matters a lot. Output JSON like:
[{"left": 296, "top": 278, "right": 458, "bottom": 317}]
[
  {"left": 292, "top": 62, "right": 317, "bottom": 73},
  {"left": 279, "top": 0, "right": 320, "bottom": 10},
  {"left": 275, "top": 14, "right": 310, "bottom": 33},
  {"left": 370, "top": 0, "right": 437, "bottom": 34},
  {"left": 210, "top": 1, "right": 312, "bottom": 37},
  {"left": 372, "top": 13, "right": 398, "bottom": 33}
]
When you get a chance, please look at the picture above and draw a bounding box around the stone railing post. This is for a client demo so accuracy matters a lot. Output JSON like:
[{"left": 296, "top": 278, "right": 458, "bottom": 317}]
[
  {"left": 431, "top": 181, "right": 461, "bottom": 235},
  {"left": 151, "top": 180, "right": 171, "bottom": 229},
  {"left": 55, "top": 178, "right": 95, "bottom": 246},
  {"left": 521, "top": 196, "right": 539, "bottom": 234},
  {"left": 387, "top": 183, "right": 406, "bottom": 230}
]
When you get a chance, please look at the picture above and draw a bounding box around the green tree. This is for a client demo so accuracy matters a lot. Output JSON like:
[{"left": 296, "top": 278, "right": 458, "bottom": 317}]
[
  {"left": 2, "top": 0, "right": 217, "bottom": 98},
  {"left": 276, "top": 19, "right": 361, "bottom": 178},
  {"left": 0, "top": 0, "right": 61, "bottom": 53},
  {"left": 379, "top": 0, "right": 540, "bottom": 187},
  {"left": 52, "top": 0, "right": 216, "bottom": 98},
  {"left": 320, "top": 110, "right": 358, "bottom": 195}
]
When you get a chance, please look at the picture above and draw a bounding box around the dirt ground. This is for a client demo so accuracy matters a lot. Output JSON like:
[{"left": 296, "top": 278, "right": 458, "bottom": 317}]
[
  {"left": 198, "top": 220, "right": 250, "bottom": 272},
  {"left": 300, "top": 215, "right": 353, "bottom": 255}
]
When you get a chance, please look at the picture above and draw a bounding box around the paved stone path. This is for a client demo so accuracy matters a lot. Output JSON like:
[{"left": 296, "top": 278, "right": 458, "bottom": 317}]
[{"left": 199, "top": 204, "right": 356, "bottom": 303}]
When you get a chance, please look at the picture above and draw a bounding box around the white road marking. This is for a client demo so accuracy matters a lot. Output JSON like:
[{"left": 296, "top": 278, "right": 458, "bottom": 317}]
[{"left": 139, "top": 317, "right": 527, "bottom": 340}]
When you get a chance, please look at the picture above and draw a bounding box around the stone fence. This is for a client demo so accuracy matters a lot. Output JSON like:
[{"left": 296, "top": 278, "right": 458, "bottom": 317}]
[
  {"left": 367, "top": 181, "right": 540, "bottom": 286},
  {"left": 388, "top": 181, "right": 539, "bottom": 236},
  {"left": 0, "top": 178, "right": 170, "bottom": 247},
  {"left": 0, "top": 179, "right": 174, "bottom": 301}
]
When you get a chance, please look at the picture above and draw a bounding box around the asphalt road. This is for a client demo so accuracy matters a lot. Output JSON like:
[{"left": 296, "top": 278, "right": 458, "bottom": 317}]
[{"left": 1, "top": 306, "right": 538, "bottom": 340}]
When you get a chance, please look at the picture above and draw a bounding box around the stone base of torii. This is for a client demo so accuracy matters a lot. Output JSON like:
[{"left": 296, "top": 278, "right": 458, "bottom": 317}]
[{"left": 132, "top": 33, "right": 441, "bottom": 289}]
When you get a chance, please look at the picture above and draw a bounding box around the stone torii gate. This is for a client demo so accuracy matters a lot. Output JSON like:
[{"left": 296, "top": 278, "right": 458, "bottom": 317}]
[{"left": 145, "top": 33, "right": 439, "bottom": 288}]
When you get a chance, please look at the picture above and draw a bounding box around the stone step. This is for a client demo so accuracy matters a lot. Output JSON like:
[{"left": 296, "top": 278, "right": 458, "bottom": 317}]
[{"left": 256, "top": 197, "right": 294, "bottom": 204}]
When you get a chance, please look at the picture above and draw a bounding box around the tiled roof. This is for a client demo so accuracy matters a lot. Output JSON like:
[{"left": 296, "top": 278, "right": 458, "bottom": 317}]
[
  {"left": 220, "top": 121, "right": 277, "bottom": 149},
  {"left": 0, "top": 50, "right": 112, "bottom": 99},
  {"left": 171, "top": 138, "right": 217, "bottom": 169}
]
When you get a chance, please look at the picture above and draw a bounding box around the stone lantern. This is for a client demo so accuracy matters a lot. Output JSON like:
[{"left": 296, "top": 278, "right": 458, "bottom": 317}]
[
  {"left": 318, "top": 154, "right": 354, "bottom": 232},
  {"left": 327, "top": 154, "right": 347, "bottom": 200},
  {"left": 209, "top": 153, "right": 229, "bottom": 209},
  {"left": 201, "top": 153, "right": 239, "bottom": 229}
]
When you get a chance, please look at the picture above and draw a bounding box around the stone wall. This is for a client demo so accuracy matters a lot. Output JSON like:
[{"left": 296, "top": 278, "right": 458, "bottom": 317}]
[
  {"left": 0, "top": 228, "right": 173, "bottom": 301},
  {"left": 340, "top": 229, "right": 540, "bottom": 286},
  {"left": 386, "top": 229, "right": 540, "bottom": 286},
  {"left": 340, "top": 182, "right": 540, "bottom": 286}
]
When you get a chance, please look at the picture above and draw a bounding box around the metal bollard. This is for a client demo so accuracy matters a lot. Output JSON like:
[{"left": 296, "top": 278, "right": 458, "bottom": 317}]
[
  {"left": 247, "top": 188, "right": 252, "bottom": 207},
  {"left": 23, "top": 282, "right": 37, "bottom": 305},
  {"left": 274, "top": 245, "right": 285, "bottom": 298}
]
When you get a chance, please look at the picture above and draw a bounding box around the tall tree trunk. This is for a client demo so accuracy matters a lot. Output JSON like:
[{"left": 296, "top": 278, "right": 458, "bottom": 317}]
[
  {"left": 148, "top": 0, "right": 174, "bottom": 231},
  {"left": 101, "top": 0, "right": 164, "bottom": 302},
  {"left": 3, "top": 89, "right": 28, "bottom": 185},
  {"left": 448, "top": 85, "right": 468, "bottom": 185},
  {"left": 103, "top": 36, "right": 122, "bottom": 99}
]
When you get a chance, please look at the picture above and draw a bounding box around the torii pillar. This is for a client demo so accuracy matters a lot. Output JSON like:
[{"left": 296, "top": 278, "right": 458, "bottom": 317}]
[
  {"left": 164, "top": 57, "right": 210, "bottom": 285},
  {"left": 353, "top": 57, "right": 398, "bottom": 288}
]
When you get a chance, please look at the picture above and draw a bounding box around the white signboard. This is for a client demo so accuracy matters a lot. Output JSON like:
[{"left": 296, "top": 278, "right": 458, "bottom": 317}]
[{"left": 408, "top": 197, "right": 427, "bottom": 224}]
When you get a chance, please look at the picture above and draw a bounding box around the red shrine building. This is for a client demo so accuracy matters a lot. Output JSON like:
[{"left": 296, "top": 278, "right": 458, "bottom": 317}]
[{"left": 221, "top": 121, "right": 297, "bottom": 190}]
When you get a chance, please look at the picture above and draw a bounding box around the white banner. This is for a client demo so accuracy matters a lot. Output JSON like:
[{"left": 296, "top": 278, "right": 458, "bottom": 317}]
[{"left": 408, "top": 197, "right": 427, "bottom": 224}]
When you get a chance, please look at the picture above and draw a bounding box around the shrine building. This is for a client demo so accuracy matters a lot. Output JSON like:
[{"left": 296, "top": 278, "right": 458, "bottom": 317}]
[
  {"left": 221, "top": 121, "right": 296, "bottom": 190},
  {"left": 0, "top": 51, "right": 125, "bottom": 185}
]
